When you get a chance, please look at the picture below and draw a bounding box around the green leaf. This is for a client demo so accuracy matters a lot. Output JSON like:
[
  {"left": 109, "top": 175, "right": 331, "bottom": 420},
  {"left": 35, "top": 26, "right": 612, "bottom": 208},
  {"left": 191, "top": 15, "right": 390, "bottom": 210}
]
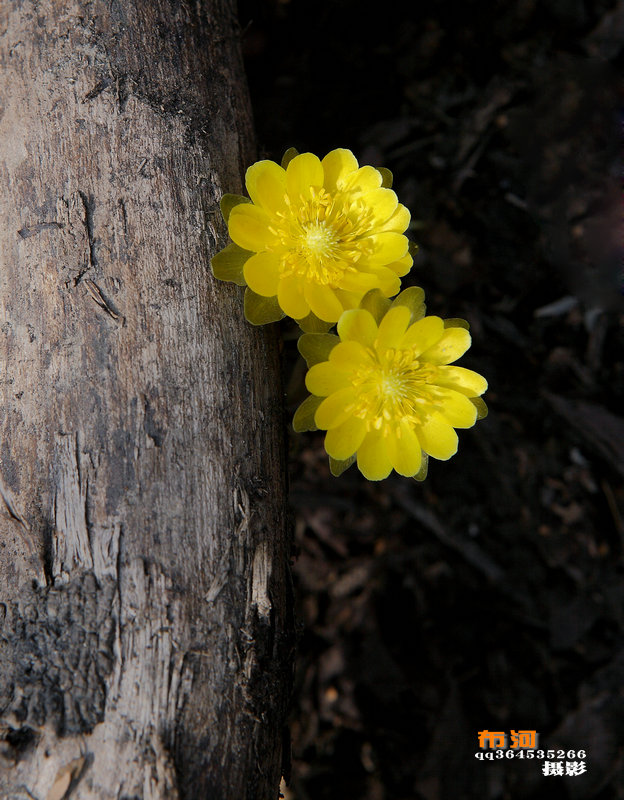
[
  {"left": 219, "top": 193, "right": 250, "bottom": 224},
  {"left": 470, "top": 396, "right": 488, "bottom": 420},
  {"left": 293, "top": 394, "right": 322, "bottom": 432},
  {"left": 359, "top": 289, "right": 391, "bottom": 324},
  {"left": 378, "top": 167, "right": 393, "bottom": 188},
  {"left": 444, "top": 318, "right": 470, "bottom": 330},
  {"left": 244, "top": 288, "right": 285, "bottom": 325},
  {"left": 413, "top": 452, "right": 429, "bottom": 482},
  {"left": 297, "top": 333, "right": 340, "bottom": 367},
  {"left": 281, "top": 147, "right": 299, "bottom": 170},
  {"left": 391, "top": 286, "right": 426, "bottom": 323},
  {"left": 210, "top": 243, "right": 252, "bottom": 286},
  {"left": 296, "top": 311, "right": 333, "bottom": 333},
  {"left": 329, "top": 454, "right": 356, "bottom": 476}
]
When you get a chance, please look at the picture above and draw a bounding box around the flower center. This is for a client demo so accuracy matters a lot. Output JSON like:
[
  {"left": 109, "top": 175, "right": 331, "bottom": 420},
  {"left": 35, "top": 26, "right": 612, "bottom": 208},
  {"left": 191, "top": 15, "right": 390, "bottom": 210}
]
[
  {"left": 269, "top": 188, "right": 375, "bottom": 286},
  {"left": 348, "top": 347, "right": 441, "bottom": 433},
  {"left": 378, "top": 373, "right": 403, "bottom": 397},
  {"left": 302, "top": 221, "right": 338, "bottom": 261}
]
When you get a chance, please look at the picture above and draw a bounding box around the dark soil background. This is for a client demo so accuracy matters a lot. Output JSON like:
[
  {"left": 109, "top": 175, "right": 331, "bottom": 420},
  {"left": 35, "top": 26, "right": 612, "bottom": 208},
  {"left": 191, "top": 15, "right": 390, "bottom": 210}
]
[{"left": 237, "top": 1, "right": 624, "bottom": 798}]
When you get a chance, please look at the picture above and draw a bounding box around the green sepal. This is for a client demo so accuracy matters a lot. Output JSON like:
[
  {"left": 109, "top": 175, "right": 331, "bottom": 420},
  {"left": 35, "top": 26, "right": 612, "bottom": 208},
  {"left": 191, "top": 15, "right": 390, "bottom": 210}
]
[
  {"left": 220, "top": 193, "right": 251, "bottom": 224},
  {"left": 408, "top": 240, "right": 419, "bottom": 258},
  {"left": 444, "top": 318, "right": 470, "bottom": 330},
  {"left": 244, "top": 288, "right": 285, "bottom": 325},
  {"left": 296, "top": 311, "right": 333, "bottom": 333},
  {"left": 391, "top": 286, "right": 426, "bottom": 323},
  {"left": 210, "top": 243, "right": 252, "bottom": 286},
  {"left": 297, "top": 333, "right": 340, "bottom": 368},
  {"left": 470, "top": 396, "right": 488, "bottom": 420},
  {"left": 378, "top": 167, "right": 393, "bottom": 188},
  {"left": 329, "top": 454, "right": 356, "bottom": 477},
  {"left": 281, "top": 147, "right": 299, "bottom": 170},
  {"left": 293, "top": 394, "right": 322, "bottom": 432},
  {"left": 413, "top": 452, "right": 429, "bottom": 482},
  {"left": 359, "top": 289, "right": 391, "bottom": 324}
]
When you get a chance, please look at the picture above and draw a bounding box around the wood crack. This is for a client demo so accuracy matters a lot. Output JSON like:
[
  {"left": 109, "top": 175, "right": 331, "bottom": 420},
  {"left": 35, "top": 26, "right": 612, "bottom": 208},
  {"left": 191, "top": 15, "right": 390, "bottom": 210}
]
[
  {"left": 82, "top": 78, "right": 111, "bottom": 103},
  {"left": 17, "top": 221, "right": 63, "bottom": 239},
  {"left": 75, "top": 190, "right": 97, "bottom": 285},
  {"left": 0, "top": 474, "right": 29, "bottom": 531},
  {"left": 84, "top": 279, "right": 124, "bottom": 323}
]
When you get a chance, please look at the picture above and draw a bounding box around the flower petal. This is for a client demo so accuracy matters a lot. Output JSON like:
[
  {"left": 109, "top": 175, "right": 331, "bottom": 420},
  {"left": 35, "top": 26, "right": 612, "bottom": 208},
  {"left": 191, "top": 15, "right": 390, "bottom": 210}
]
[
  {"left": 435, "top": 387, "right": 478, "bottom": 428},
  {"left": 366, "top": 232, "right": 409, "bottom": 265},
  {"left": 361, "top": 188, "right": 398, "bottom": 224},
  {"left": 337, "top": 269, "right": 380, "bottom": 293},
  {"left": 343, "top": 165, "right": 383, "bottom": 193},
  {"left": 304, "top": 282, "right": 344, "bottom": 322},
  {"left": 356, "top": 430, "right": 393, "bottom": 481},
  {"left": 278, "top": 275, "right": 310, "bottom": 319},
  {"left": 286, "top": 152, "right": 324, "bottom": 199},
  {"left": 228, "top": 204, "right": 275, "bottom": 252},
  {"left": 293, "top": 394, "right": 323, "bottom": 432},
  {"left": 245, "top": 160, "right": 287, "bottom": 214},
  {"left": 420, "top": 328, "right": 471, "bottom": 365},
  {"left": 387, "top": 422, "right": 422, "bottom": 477},
  {"left": 373, "top": 267, "right": 401, "bottom": 297},
  {"left": 375, "top": 305, "right": 412, "bottom": 350},
  {"left": 315, "top": 388, "right": 358, "bottom": 430},
  {"left": 306, "top": 361, "right": 352, "bottom": 396},
  {"left": 400, "top": 316, "right": 444, "bottom": 354},
  {"left": 243, "top": 251, "right": 280, "bottom": 297},
  {"left": 298, "top": 333, "right": 340, "bottom": 367},
  {"left": 337, "top": 308, "right": 378, "bottom": 347},
  {"left": 417, "top": 413, "right": 458, "bottom": 460},
  {"left": 386, "top": 251, "right": 413, "bottom": 277},
  {"left": 324, "top": 416, "right": 367, "bottom": 460},
  {"left": 333, "top": 288, "right": 362, "bottom": 311},
  {"left": 297, "top": 312, "right": 333, "bottom": 333},
  {"left": 328, "top": 340, "right": 370, "bottom": 369},
  {"left": 322, "top": 148, "right": 359, "bottom": 191},
  {"left": 435, "top": 366, "right": 488, "bottom": 397},
  {"left": 377, "top": 203, "right": 411, "bottom": 233},
  {"left": 211, "top": 242, "right": 252, "bottom": 286}
]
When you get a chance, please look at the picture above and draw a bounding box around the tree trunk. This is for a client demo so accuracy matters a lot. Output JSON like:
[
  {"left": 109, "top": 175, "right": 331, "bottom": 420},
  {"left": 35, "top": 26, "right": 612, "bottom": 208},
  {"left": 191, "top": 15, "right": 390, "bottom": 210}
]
[{"left": 0, "top": 2, "right": 291, "bottom": 798}]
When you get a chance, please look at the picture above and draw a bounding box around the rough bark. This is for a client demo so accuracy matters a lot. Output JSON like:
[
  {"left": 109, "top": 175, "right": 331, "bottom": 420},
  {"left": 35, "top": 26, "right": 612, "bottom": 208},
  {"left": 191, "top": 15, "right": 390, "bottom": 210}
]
[{"left": 0, "top": 2, "right": 291, "bottom": 798}]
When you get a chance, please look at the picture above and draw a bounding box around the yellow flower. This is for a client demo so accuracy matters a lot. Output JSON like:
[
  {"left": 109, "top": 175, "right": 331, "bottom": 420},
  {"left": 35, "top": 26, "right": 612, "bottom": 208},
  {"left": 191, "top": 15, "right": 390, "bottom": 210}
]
[
  {"left": 211, "top": 148, "right": 413, "bottom": 328},
  {"left": 294, "top": 288, "right": 488, "bottom": 480}
]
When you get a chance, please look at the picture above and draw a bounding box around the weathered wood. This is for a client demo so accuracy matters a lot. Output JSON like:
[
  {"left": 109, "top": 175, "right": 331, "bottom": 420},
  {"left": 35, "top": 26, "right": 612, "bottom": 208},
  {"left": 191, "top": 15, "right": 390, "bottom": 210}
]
[{"left": 0, "top": 1, "right": 291, "bottom": 798}]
